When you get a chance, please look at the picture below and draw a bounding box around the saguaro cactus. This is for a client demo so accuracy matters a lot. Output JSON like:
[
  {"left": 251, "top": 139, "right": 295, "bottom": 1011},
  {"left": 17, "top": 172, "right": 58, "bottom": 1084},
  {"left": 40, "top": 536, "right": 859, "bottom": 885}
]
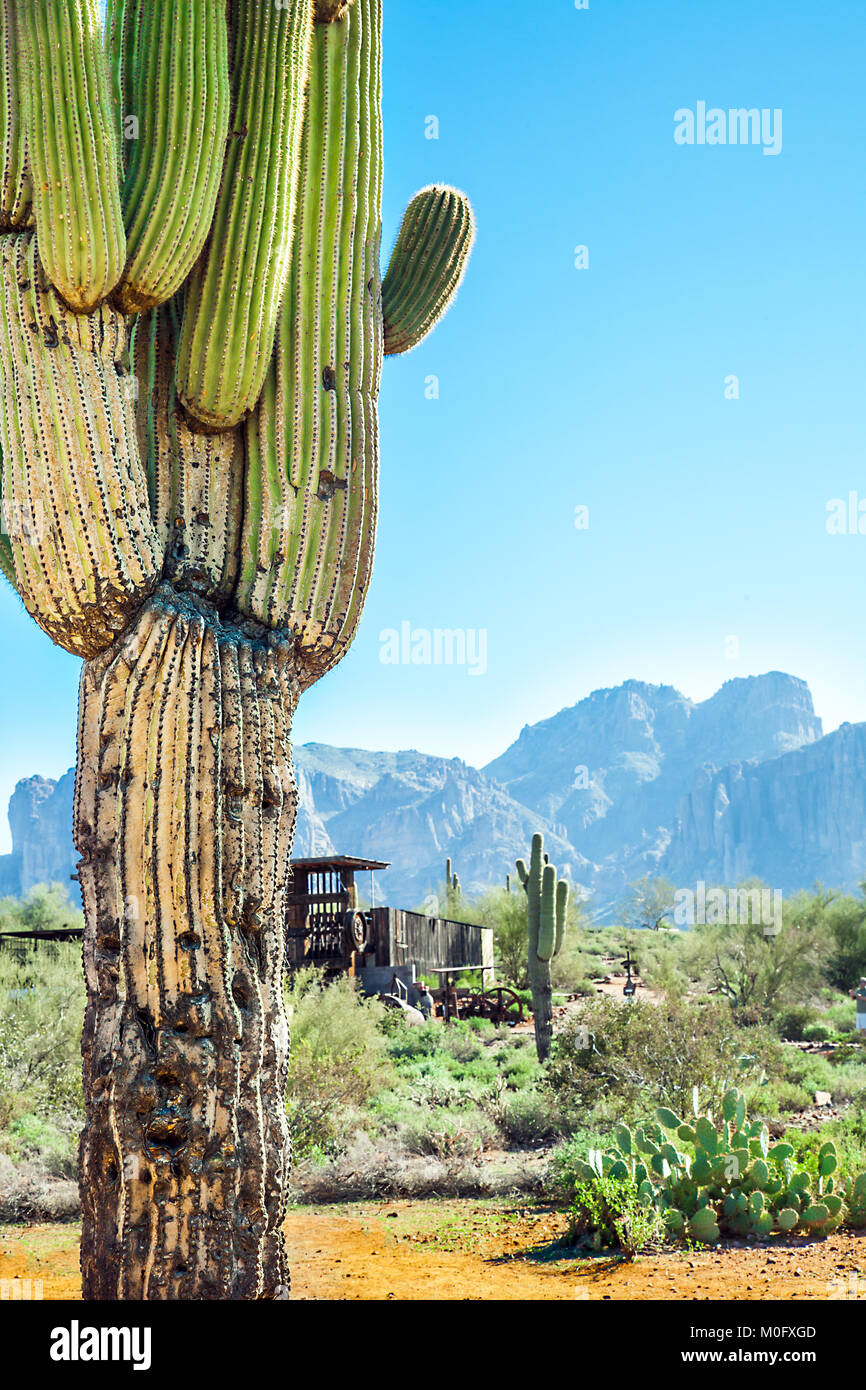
[
  {"left": 516, "top": 833, "right": 569, "bottom": 1062},
  {"left": 0, "top": 0, "right": 473, "bottom": 1300}
]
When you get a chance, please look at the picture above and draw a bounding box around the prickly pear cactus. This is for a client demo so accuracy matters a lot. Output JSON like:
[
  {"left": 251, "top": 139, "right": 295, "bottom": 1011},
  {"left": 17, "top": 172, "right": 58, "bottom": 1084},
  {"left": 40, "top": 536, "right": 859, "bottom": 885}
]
[
  {"left": 516, "top": 832, "right": 569, "bottom": 1061},
  {"left": 0, "top": 0, "right": 473, "bottom": 1300},
  {"left": 573, "top": 1087, "right": 858, "bottom": 1248}
]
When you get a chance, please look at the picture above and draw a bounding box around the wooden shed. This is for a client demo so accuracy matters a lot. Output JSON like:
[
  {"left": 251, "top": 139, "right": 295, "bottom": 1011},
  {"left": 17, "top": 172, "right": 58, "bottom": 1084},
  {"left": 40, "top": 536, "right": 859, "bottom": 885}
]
[{"left": 284, "top": 855, "right": 493, "bottom": 981}]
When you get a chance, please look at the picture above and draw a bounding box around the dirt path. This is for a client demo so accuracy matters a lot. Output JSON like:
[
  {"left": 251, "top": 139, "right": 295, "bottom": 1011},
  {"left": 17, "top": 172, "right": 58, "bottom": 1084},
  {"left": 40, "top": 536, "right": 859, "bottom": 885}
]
[{"left": 4, "top": 1201, "right": 866, "bottom": 1301}]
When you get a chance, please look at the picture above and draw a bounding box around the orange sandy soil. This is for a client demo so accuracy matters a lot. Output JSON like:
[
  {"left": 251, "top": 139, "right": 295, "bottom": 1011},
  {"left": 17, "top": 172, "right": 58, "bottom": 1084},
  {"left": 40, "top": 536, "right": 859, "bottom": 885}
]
[{"left": 4, "top": 1202, "right": 866, "bottom": 1301}]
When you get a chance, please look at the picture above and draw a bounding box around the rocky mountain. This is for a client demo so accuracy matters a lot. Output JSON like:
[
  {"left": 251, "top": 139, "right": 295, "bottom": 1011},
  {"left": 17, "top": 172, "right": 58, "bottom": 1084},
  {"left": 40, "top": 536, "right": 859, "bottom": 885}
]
[
  {"left": 483, "top": 672, "right": 823, "bottom": 900},
  {"left": 665, "top": 720, "right": 866, "bottom": 894},
  {"left": 292, "top": 744, "right": 584, "bottom": 907},
  {"left": 4, "top": 671, "right": 863, "bottom": 913},
  {"left": 0, "top": 771, "right": 77, "bottom": 901}
]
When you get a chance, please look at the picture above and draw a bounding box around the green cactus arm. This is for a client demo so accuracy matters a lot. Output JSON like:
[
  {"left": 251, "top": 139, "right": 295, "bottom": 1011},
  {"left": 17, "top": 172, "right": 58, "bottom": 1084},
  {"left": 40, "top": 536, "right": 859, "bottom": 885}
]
[
  {"left": 0, "top": 2, "right": 30, "bottom": 231},
  {"left": 234, "top": 0, "right": 382, "bottom": 682},
  {"left": 537, "top": 862, "right": 556, "bottom": 961},
  {"left": 553, "top": 876, "right": 569, "bottom": 957},
  {"left": 176, "top": 0, "right": 313, "bottom": 430},
  {"left": 17, "top": 0, "right": 125, "bottom": 312},
  {"left": 382, "top": 185, "right": 475, "bottom": 356},
  {"left": 115, "top": 0, "right": 231, "bottom": 315},
  {"left": 515, "top": 858, "right": 528, "bottom": 885}
]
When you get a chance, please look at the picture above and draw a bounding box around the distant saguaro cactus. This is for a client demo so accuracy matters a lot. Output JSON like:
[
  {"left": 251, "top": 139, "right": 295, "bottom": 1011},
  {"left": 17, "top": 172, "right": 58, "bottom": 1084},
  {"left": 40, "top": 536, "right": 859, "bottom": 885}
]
[
  {"left": 516, "top": 833, "right": 569, "bottom": 1061},
  {"left": 0, "top": 0, "right": 473, "bottom": 1301}
]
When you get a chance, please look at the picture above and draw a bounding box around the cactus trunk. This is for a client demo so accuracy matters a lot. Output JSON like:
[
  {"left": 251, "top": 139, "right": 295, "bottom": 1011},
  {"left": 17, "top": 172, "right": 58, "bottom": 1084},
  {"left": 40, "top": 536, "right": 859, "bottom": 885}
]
[{"left": 75, "top": 588, "right": 298, "bottom": 1300}]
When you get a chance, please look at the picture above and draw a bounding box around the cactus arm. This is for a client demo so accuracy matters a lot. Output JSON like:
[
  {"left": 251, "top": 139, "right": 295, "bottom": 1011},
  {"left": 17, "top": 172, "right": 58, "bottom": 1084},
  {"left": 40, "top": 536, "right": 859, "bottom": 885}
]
[
  {"left": 554, "top": 877, "right": 569, "bottom": 957},
  {"left": 17, "top": 0, "right": 126, "bottom": 312},
  {"left": 0, "top": 2, "right": 30, "bottom": 231},
  {"left": 382, "top": 185, "right": 475, "bottom": 356},
  {"left": 115, "top": 0, "right": 231, "bottom": 315},
  {"left": 0, "top": 233, "right": 161, "bottom": 656},
  {"left": 176, "top": 0, "right": 313, "bottom": 430},
  {"left": 234, "top": 0, "right": 383, "bottom": 683},
  {"left": 538, "top": 863, "right": 556, "bottom": 961}
]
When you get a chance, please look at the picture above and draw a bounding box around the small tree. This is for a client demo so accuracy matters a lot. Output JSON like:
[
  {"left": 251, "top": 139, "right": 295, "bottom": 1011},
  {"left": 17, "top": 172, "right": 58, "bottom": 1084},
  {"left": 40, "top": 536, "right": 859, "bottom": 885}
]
[{"left": 622, "top": 875, "right": 676, "bottom": 932}]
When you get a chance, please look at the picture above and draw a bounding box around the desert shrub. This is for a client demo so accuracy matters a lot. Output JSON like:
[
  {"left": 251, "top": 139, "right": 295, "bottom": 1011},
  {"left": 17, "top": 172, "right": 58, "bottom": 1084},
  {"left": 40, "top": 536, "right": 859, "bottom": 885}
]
[
  {"left": 494, "top": 1039, "right": 541, "bottom": 1090},
  {"left": 545, "top": 995, "right": 778, "bottom": 1123},
  {"left": 0, "top": 936, "right": 84, "bottom": 1135},
  {"left": 748, "top": 1078, "right": 812, "bottom": 1118},
  {"left": 773, "top": 1004, "right": 819, "bottom": 1040},
  {"left": 803, "top": 1022, "right": 832, "bottom": 1044},
  {"left": 495, "top": 1088, "right": 562, "bottom": 1145},
  {"left": 0, "top": 1154, "right": 80, "bottom": 1222},
  {"left": 3, "top": 1113, "right": 77, "bottom": 1178},
  {"left": 397, "top": 1105, "right": 496, "bottom": 1160},
  {"left": 566, "top": 1174, "right": 664, "bottom": 1257},
  {"left": 284, "top": 969, "right": 395, "bottom": 1158},
  {"left": 825, "top": 999, "right": 857, "bottom": 1034}
]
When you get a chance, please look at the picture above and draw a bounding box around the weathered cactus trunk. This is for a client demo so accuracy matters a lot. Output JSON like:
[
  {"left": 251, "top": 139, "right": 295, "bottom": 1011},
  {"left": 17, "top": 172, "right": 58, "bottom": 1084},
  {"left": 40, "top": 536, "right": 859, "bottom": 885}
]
[
  {"left": 528, "top": 955, "right": 555, "bottom": 1063},
  {"left": 75, "top": 588, "right": 298, "bottom": 1300}
]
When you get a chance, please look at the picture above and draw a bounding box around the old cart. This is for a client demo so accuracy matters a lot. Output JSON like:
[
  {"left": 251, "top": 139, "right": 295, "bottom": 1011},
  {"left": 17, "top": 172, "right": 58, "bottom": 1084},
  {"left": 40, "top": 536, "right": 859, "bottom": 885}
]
[{"left": 429, "top": 965, "right": 524, "bottom": 1025}]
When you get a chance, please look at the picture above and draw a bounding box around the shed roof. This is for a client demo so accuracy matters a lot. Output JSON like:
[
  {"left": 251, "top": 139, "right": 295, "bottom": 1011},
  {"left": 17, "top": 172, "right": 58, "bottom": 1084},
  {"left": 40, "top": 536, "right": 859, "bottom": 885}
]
[{"left": 290, "top": 856, "right": 391, "bottom": 872}]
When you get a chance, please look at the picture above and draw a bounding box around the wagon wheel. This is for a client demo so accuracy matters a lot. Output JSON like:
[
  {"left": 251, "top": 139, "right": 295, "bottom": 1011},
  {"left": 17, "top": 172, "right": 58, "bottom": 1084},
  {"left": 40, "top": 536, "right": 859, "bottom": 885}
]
[
  {"left": 343, "top": 910, "right": 369, "bottom": 955},
  {"left": 481, "top": 986, "right": 523, "bottom": 1023}
]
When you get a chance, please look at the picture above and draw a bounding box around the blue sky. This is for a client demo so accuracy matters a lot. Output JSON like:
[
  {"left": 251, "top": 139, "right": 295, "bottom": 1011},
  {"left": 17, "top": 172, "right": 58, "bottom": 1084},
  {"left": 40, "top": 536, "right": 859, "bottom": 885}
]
[{"left": 1, "top": 0, "right": 864, "bottom": 851}]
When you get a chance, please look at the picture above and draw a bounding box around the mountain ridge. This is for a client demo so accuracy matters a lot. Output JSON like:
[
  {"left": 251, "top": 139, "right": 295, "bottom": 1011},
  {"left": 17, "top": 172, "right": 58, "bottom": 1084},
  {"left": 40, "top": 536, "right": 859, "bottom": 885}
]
[{"left": 2, "top": 672, "right": 861, "bottom": 913}]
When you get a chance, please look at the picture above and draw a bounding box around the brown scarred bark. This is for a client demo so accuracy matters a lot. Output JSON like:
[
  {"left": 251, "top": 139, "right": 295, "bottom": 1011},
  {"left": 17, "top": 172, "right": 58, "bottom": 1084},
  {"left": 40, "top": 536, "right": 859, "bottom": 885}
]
[{"left": 75, "top": 585, "right": 299, "bottom": 1300}]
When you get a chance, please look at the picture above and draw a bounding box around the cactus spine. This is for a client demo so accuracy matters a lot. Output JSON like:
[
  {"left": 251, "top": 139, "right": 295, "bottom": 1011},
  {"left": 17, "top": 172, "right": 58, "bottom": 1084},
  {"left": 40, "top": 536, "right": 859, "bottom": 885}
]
[
  {"left": 516, "top": 832, "right": 569, "bottom": 1061},
  {"left": 0, "top": 0, "right": 472, "bottom": 1301}
]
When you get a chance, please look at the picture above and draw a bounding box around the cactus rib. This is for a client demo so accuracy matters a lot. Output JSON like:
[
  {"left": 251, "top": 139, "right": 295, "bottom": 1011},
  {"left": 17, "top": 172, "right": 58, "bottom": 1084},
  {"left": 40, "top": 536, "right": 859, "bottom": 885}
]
[{"left": 0, "top": 2, "right": 30, "bottom": 231}]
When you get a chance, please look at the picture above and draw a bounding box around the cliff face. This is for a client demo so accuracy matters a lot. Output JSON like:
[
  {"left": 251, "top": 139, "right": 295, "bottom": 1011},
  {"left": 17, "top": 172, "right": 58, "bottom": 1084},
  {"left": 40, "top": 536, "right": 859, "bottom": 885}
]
[
  {"left": 0, "top": 770, "right": 78, "bottom": 901},
  {"left": 483, "top": 672, "right": 822, "bottom": 896},
  {"left": 292, "top": 745, "right": 585, "bottom": 907},
  {"left": 3, "top": 672, "right": 861, "bottom": 913},
  {"left": 664, "top": 722, "right": 866, "bottom": 893}
]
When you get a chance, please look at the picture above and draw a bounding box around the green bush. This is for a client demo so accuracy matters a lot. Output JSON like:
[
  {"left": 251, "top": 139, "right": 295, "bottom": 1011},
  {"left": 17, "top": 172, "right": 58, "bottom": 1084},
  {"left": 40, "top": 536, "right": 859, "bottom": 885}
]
[
  {"left": 0, "top": 934, "right": 84, "bottom": 1134},
  {"left": 285, "top": 969, "right": 395, "bottom": 1158},
  {"left": 773, "top": 1005, "right": 818, "bottom": 1041},
  {"left": 803, "top": 1023, "right": 832, "bottom": 1044},
  {"left": 566, "top": 1174, "right": 664, "bottom": 1258},
  {"left": 546, "top": 995, "right": 779, "bottom": 1123},
  {"left": 496, "top": 1088, "right": 562, "bottom": 1145}
]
